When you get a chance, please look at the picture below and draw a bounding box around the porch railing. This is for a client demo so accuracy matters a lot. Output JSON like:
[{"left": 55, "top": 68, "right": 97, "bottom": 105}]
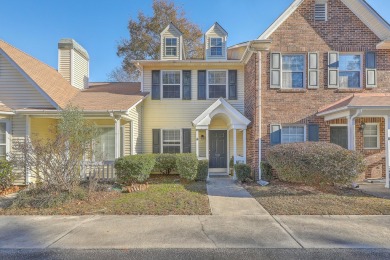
[{"left": 80, "top": 161, "right": 116, "bottom": 181}]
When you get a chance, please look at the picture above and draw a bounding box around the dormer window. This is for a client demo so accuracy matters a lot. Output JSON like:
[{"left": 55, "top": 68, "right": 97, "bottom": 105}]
[
  {"left": 165, "top": 38, "right": 177, "bottom": 56},
  {"left": 210, "top": 38, "right": 223, "bottom": 56},
  {"left": 315, "top": 2, "right": 327, "bottom": 21}
]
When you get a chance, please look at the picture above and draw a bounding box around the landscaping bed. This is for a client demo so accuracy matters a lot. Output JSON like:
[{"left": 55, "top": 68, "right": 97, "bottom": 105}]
[
  {"left": 0, "top": 175, "right": 210, "bottom": 215},
  {"left": 245, "top": 180, "right": 390, "bottom": 215}
]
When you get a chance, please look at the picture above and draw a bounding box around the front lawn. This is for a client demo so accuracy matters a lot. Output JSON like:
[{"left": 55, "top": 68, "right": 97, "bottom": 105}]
[
  {"left": 0, "top": 175, "right": 210, "bottom": 215},
  {"left": 245, "top": 181, "right": 390, "bottom": 215}
]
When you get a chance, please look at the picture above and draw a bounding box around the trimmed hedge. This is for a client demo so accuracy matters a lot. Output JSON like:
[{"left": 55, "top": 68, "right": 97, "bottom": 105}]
[
  {"left": 266, "top": 142, "right": 366, "bottom": 186},
  {"left": 0, "top": 160, "right": 14, "bottom": 190},
  {"left": 234, "top": 164, "right": 251, "bottom": 182},
  {"left": 154, "top": 154, "right": 176, "bottom": 174},
  {"left": 196, "top": 160, "right": 209, "bottom": 181},
  {"left": 114, "top": 154, "right": 155, "bottom": 184},
  {"left": 260, "top": 162, "right": 273, "bottom": 181},
  {"left": 176, "top": 154, "right": 198, "bottom": 181}
]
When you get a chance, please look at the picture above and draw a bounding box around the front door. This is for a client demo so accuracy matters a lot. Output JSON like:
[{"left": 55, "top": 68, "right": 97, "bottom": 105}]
[
  {"left": 330, "top": 126, "right": 348, "bottom": 149},
  {"left": 209, "top": 130, "right": 227, "bottom": 168}
]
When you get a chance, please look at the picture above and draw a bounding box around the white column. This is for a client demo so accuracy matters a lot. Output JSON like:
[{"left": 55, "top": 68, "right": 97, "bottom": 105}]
[
  {"left": 196, "top": 130, "right": 199, "bottom": 158},
  {"left": 243, "top": 129, "right": 247, "bottom": 164},
  {"left": 347, "top": 116, "right": 356, "bottom": 150},
  {"left": 385, "top": 115, "right": 389, "bottom": 189},
  {"left": 114, "top": 116, "right": 121, "bottom": 159},
  {"left": 233, "top": 128, "right": 237, "bottom": 180},
  {"left": 206, "top": 129, "right": 209, "bottom": 160}
]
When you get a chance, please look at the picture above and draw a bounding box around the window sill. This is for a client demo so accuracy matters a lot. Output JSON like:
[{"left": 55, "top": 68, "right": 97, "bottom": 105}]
[
  {"left": 277, "top": 89, "right": 307, "bottom": 93},
  {"left": 334, "top": 88, "right": 364, "bottom": 93}
]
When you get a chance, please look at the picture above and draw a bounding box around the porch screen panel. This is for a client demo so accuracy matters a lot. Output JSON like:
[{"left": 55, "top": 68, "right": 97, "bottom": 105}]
[
  {"left": 0, "top": 123, "right": 6, "bottom": 160},
  {"left": 95, "top": 127, "right": 115, "bottom": 161}
]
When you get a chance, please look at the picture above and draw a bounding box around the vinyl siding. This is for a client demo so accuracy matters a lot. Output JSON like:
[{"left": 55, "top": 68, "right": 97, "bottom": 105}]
[
  {"left": 11, "top": 115, "right": 27, "bottom": 185},
  {"left": 72, "top": 49, "right": 89, "bottom": 89},
  {"left": 161, "top": 27, "right": 181, "bottom": 60},
  {"left": 205, "top": 25, "right": 227, "bottom": 60},
  {"left": 58, "top": 49, "right": 71, "bottom": 82},
  {"left": 128, "top": 103, "right": 143, "bottom": 154}
]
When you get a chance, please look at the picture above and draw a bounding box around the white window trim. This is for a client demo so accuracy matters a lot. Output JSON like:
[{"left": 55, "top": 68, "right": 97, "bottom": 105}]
[
  {"left": 363, "top": 123, "right": 380, "bottom": 150},
  {"left": 210, "top": 37, "right": 223, "bottom": 57},
  {"left": 0, "top": 120, "right": 11, "bottom": 160},
  {"left": 339, "top": 52, "right": 363, "bottom": 89},
  {"left": 281, "top": 53, "right": 306, "bottom": 89},
  {"left": 206, "top": 70, "right": 228, "bottom": 99},
  {"left": 281, "top": 124, "right": 307, "bottom": 144},
  {"left": 161, "top": 70, "right": 182, "bottom": 100},
  {"left": 165, "top": 37, "right": 178, "bottom": 57},
  {"left": 161, "top": 129, "right": 182, "bottom": 154}
]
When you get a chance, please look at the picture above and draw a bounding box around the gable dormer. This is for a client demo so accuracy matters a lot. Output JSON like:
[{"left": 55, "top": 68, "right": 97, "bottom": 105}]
[
  {"left": 205, "top": 22, "right": 228, "bottom": 60},
  {"left": 160, "top": 22, "right": 184, "bottom": 60}
]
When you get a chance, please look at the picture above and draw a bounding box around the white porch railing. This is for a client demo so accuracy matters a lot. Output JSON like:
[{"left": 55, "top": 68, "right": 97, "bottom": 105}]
[{"left": 80, "top": 161, "right": 116, "bottom": 181}]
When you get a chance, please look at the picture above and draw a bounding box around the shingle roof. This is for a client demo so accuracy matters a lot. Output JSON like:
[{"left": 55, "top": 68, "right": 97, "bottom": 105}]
[
  {"left": 0, "top": 102, "right": 12, "bottom": 113},
  {"left": 318, "top": 93, "right": 390, "bottom": 115},
  {"left": 69, "top": 82, "right": 148, "bottom": 111},
  {"left": 0, "top": 39, "right": 79, "bottom": 109}
]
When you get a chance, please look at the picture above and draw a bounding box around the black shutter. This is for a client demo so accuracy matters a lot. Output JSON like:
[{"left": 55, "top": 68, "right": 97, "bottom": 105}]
[
  {"left": 198, "top": 70, "right": 206, "bottom": 100},
  {"left": 228, "top": 70, "right": 237, "bottom": 100},
  {"left": 182, "top": 128, "right": 191, "bottom": 153},
  {"left": 182, "top": 70, "right": 191, "bottom": 100},
  {"left": 270, "top": 125, "right": 281, "bottom": 145},
  {"left": 152, "top": 129, "right": 161, "bottom": 153},
  {"left": 152, "top": 70, "right": 161, "bottom": 100},
  {"left": 308, "top": 124, "right": 319, "bottom": 142}
]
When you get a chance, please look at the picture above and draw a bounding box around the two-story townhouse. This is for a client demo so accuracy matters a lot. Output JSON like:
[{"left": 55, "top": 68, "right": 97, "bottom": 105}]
[{"left": 234, "top": 0, "right": 390, "bottom": 188}]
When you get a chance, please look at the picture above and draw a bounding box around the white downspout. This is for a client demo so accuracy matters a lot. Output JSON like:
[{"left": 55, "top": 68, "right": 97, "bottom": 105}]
[
  {"left": 257, "top": 51, "right": 264, "bottom": 184},
  {"left": 348, "top": 109, "right": 362, "bottom": 150},
  {"left": 385, "top": 115, "right": 389, "bottom": 189}
]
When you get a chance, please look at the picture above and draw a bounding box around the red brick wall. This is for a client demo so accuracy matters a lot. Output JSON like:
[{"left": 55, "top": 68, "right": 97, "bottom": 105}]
[{"left": 244, "top": 0, "right": 390, "bottom": 179}]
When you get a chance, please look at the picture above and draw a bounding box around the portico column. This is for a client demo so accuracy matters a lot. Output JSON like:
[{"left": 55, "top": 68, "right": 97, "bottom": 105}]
[
  {"left": 114, "top": 116, "right": 121, "bottom": 159},
  {"left": 347, "top": 116, "right": 356, "bottom": 150},
  {"left": 196, "top": 130, "right": 199, "bottom": 158},
  {"left": 243, "top": 129, "right": 247, "bottom": 164},
  {"left": 385, "top": 115, "right": 389, "bottom": 189},
  {"left": 233, "top": 128, "right": 237, "bottom": 180},
  {"left": 206, "top": 129, "right": 209, "bottom": 160}
]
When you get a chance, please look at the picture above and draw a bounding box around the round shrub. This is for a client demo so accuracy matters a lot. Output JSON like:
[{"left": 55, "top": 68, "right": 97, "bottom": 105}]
[
  {"left": 154, "top": 154, "right": 176, "bottom": 174},
  {"left": 0, "top": 160, "right": 15, "bottom": 191},
  {"left": 260, "top": 162, "right": 273, "bottom": 181},
  {"left": 176, "top": 154, "right": 198, "bottom": 181},
  {"left": 234, "top": 164, "right": 251, "bottom": 182},
  {"left": 114, "top": 154, "right": 155, "bottom": 184},
  {"left": 266, "top": 142, "right": 366, "bottom": 186},
  {"left": 196, "top": 160, "right": 209, "bottom": 181}
]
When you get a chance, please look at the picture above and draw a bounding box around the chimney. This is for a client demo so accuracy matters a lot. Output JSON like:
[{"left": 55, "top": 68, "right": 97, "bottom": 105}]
[{"left": 58, "top": 39, "right": 89, "bottom": 89}]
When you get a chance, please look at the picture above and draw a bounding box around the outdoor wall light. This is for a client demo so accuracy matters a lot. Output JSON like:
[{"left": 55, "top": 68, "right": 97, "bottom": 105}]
[{"left": 360, "top": 122, "right": 366, "bottom": 131}]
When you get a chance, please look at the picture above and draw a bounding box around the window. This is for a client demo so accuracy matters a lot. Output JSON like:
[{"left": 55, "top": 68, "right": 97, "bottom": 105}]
[
  {"left": 162, "top": 71, "right": 181, "bottom": 98},
  {"left": 208, "top": 71, "right": 227, "bottom": 98},
  {"left": 339, "top": 54, "right": 361, "bottom": 88},
  {"left": 0, "top": 123, "right": 7, "bottom": 160},
  {"left": 282, "top": 54, "right": 305, "bottom": 88},
  {"left": 315, "top": 3, "right": 327, "bottom": 21},
  {"left": 363, "top": 124, "right": 379, "bottom": 149},
  {"left": 210, "top": 38, "right": 223, "bottom": 56},
  {"left": 165, "top": 38, "right": 177, "bottom": 56},
  {"left": 162, "top": 130, "right": 181, "bottom": 153},
  {"left": 95, "top": 127, "right": 115, "bottom": 161},
  {"left": 281, "top": 126, "right": 305, "bottom": 143}
]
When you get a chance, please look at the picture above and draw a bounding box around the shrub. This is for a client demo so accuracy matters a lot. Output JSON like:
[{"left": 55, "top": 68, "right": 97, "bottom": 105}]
[
  {"left": 115, "top": 154, "right": 155, "bottom": 184},
  {"left": 260, "top": 162, "right": 273, "bottom": 181},
  {"left": 234, "top": 164, "right": 251, "bottom": 182},
  {"left": 0, "top": 160, "right": 15, "bottom": 191},
  {"left": 154, "top": 154, "right": 176, "bottom": 174},
  {"left": 266, "top": 142, "right": 366, "bottom": 186},
  {"left": 176, "top": 154, "right": 198, "bottom": 181},
  {"left": 196, "top": 160, "right": 209, "bottom": 181}
]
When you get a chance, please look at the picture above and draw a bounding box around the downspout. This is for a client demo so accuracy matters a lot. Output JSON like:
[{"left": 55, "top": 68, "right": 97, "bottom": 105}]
[
  {"left": 257, "top": 51, "right": 263, "bottom": 184},
  {"left": 349, "top": 109, "right": 362, "bottom": 150}
]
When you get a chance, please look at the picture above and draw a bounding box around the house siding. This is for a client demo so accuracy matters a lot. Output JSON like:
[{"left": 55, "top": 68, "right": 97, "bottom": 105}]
[
  {"left": 128, "top": 103, "right": 143, "bottom": 155},
  {"left": 160, "top": 26, "right": 181, "bottom": 60},
  {"left": 205, "top": 25, "right": 227, "bottom": 60}
]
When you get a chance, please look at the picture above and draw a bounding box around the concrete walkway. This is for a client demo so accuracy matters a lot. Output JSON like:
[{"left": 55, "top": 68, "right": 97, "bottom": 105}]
[
  {"left": 206, "top": 177, "right": 269, "bottom": 215},
  {"left": 357, "top": 182, "right": 390, "bottom": 199}
]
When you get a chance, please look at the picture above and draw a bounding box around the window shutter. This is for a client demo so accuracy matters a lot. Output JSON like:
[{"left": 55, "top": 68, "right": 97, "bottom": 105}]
[
  {"left": 182, "top": 70, "right": 192, "bottom": 100},
  {"left": 366, "top": 52, "right": 377, "bottom": 88},
  {"left": 270, "top": 125, "right": 281, "bottom": 145},
  {"left": 152, "top": 70, "right": 161, "bottom": 100},
  {"left": 270, "top": 53, "right": 282, "bottom": 89},
  {"left": 228, "top": 70, "right": 237, "bottom": 100},
  {"left": 182, "top": 128, "right": 191, "bottom": 153},
  {"left": 152, "top": 129, "right": 161, "bottom": 153},
  {"left": 328, "top": 51, "right": 339, "bottom": 88},
  {"left": 308, "top": 52, "right": 319, "bottom": 89},
  {"left": 308, "top": 124, "right": 319, "bottom": 142},
  {"left": 198, "top": 70, "right": 206, "bottom": 100}
]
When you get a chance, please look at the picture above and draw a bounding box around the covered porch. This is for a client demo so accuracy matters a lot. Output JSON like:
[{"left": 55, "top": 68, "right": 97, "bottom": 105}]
[
  {"left": 192, "top": 98, "right": 251, "bottom": 179},
  {"left": 318, "top": 94, "right": 390, "bottom": 189}
]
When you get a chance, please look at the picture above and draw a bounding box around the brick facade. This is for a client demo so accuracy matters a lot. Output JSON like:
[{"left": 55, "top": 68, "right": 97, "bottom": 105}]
[{"left": 244, "top": 0, "right": 390, "bottom": 179}]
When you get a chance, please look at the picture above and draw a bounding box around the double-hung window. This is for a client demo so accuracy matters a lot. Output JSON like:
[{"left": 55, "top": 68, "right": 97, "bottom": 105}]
[
  {"left": 281, "top": 126, "right": 305, "bottom": 143},
  {"left": 95, "top": 127, "right": 115, "bottom": 161},
  {"left": 165, "top": 38, "right": 177, "bottom": 56},
  {"left": 282, "top": 54, "right": 305, "bottom": 88},
  {"left": 0, "top": 123, "right": 7, "bottom": 160},
  {"left": 208, "top": 71, "right": 227, "bottom": 98},
  {"left": 339, "top": 54, "right": 362, "bottom": 88},
  {"left": 162, "top": 71, "right": 181, "bottom": 98},
  {"left": 363, "top": 124, "right": 379, "bottom": 149},
  {"left": 162, "top": 129, "right": 181, "bottom": 153},
  {"left": 210, "top": 38, "right": 223, "bottom": 56}
]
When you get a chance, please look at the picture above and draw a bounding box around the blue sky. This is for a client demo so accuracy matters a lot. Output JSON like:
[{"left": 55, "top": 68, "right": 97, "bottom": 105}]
[{"left": 1, "top": 0, "right": 389, "bottom": 82}]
